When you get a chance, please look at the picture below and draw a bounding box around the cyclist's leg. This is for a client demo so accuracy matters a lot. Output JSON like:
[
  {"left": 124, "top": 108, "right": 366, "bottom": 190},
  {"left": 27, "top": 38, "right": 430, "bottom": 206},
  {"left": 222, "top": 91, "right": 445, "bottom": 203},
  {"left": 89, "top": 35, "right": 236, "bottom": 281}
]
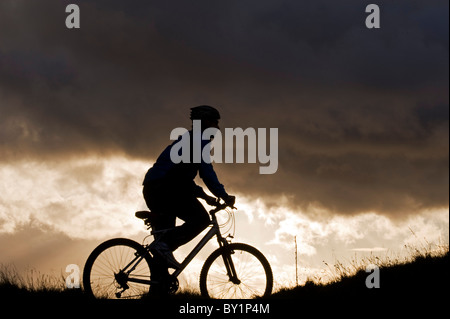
[
  {"left": 164, "top": 196, "right": 210, "bottom": 251},
  {"left": 150, "top": 215, "right": 174, "bottom": 289},
  {"left": 143, "top": 182, "right": 177, "bottom": 238},
  {"left": 143, "top": 184, "right": 175, "bottom": 291},
  {"left": 144, "top": 183, "right": 209, "bottom": 262}
]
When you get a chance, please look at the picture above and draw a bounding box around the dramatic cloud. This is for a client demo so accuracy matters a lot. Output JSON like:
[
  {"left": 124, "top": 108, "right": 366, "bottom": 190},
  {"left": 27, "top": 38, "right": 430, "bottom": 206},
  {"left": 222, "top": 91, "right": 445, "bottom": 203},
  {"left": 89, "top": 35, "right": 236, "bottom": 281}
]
[
  {"left": 0, "top": 0, "right": 448, "bottom": 220},
  {"left": 0, "top": 156, "right": 149, "bottom": 238},
  {"left": 0, "top": 156, "right": 447, "bottom": 288}
]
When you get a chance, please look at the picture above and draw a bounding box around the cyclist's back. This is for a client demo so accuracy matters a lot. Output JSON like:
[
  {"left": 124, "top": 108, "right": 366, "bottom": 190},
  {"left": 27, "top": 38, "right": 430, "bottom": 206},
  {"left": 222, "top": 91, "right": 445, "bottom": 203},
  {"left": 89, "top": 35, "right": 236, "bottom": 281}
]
[{"left": 143, "top": 130, "right": 227, "bottom": 197}]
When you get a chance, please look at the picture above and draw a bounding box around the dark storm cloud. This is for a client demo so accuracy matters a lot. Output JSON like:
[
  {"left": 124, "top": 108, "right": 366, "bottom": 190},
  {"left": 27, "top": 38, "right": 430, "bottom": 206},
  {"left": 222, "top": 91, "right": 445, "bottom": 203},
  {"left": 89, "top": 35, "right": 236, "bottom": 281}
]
[{"left": 0, "top": 0, "right": 448, "bottom": 216}]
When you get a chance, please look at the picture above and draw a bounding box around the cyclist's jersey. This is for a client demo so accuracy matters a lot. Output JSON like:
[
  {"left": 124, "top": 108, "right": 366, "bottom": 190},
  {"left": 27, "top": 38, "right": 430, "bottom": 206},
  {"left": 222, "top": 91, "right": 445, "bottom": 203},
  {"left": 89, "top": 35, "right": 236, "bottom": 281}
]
[{"left": 143, "top": 130, "right": 228, "bottom": 199}]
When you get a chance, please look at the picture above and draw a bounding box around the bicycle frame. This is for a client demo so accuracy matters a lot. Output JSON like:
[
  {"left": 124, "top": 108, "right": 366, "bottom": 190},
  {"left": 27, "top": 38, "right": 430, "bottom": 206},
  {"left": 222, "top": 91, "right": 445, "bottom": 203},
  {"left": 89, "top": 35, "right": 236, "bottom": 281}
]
[
  {"left": 172, "top": 221, "right": 220, "bottom": 277},
  {"left": 125, "top": 209, "right": 235, "bottom": 286}
]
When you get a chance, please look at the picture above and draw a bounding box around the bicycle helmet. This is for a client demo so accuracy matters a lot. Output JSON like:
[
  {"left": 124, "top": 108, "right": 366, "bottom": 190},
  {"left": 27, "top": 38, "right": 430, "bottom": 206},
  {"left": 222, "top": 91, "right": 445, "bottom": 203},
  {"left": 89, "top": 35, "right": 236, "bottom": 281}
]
[{"left": 190, "top": 105, "right": 221, "bottom": 120}]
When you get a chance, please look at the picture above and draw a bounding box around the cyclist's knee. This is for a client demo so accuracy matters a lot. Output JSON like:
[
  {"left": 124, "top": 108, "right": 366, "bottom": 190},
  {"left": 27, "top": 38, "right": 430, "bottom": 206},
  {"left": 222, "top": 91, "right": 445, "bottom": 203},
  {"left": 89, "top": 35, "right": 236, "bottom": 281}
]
[
  {"left": 190, "top": 213, "right": 210, "bottom": 231},
  {"left": 199, "top": 215, "right": 210, "bottom": 229}
]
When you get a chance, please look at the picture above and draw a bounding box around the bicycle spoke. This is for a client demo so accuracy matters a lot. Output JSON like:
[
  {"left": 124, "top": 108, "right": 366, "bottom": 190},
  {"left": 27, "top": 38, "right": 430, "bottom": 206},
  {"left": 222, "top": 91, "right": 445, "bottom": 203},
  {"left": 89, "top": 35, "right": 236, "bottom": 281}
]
[
  {"left": 85, "top": 239, "right": 151, "bottom": 299},
  {"left": 203, "top": 244, "right": 271, "bottom": 299}
]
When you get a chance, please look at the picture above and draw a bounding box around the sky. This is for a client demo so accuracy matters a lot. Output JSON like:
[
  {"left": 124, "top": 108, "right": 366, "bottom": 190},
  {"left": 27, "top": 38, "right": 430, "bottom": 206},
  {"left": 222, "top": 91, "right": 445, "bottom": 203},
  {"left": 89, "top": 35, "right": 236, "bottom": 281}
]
[{"left": 0, "top": 0, "right": 448, "bottom": 289}]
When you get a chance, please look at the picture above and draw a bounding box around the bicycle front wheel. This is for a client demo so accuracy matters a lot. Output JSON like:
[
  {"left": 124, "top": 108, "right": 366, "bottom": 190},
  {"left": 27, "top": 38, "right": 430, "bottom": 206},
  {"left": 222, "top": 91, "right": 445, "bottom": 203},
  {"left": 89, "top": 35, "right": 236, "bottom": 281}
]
[
  {"left": 83, "top": 238, "right": 153, "bottom": 299},
  {"left": 200, "top": 243, "right": 273, "bottom": 299}
]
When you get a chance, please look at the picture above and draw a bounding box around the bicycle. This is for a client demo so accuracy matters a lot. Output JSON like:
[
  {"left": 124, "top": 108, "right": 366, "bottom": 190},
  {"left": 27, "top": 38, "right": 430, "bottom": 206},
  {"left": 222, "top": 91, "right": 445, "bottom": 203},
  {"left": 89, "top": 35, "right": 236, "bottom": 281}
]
[{"left": 83, "top": 201, "right": 273, "bottom": 299}]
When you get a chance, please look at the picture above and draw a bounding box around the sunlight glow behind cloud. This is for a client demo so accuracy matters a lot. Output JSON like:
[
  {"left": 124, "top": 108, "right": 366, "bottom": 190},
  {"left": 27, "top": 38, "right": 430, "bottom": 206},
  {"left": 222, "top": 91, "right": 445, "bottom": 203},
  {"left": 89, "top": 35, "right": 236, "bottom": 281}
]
[{"left": 0, "top": 155, "right": 150, "bottom": 238}]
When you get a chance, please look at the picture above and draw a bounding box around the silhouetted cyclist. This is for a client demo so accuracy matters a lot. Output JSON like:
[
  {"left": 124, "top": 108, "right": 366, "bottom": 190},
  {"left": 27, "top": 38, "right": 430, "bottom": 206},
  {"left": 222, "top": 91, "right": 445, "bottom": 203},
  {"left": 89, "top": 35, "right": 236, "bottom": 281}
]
[{"left": 142, "top": 105, "right": 235, "bottom": 294}]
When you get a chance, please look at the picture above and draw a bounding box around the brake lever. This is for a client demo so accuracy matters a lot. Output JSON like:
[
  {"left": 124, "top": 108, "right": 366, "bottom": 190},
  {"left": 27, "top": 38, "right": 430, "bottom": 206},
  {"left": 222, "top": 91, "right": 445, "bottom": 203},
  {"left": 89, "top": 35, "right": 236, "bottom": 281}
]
[{"left": 223, "top": 203, "right": 237, "bottom": 210}]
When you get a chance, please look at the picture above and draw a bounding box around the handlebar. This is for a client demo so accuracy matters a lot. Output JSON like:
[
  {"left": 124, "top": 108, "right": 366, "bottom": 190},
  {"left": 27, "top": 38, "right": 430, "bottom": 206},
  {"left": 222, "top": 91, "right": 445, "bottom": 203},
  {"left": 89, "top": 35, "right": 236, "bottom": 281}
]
[{"left": 209, "top": 201, "right": 236, "bottom": 214}]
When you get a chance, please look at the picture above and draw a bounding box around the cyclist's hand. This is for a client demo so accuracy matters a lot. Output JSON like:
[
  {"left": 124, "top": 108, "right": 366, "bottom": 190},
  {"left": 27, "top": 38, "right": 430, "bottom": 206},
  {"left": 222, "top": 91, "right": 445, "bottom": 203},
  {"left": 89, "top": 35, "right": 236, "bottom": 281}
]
[
  {"left": 224, "top": 195, "right": 236, "bottom": 208},
  {"left": 205, "top": 196, "right": 219, "bottom": 206}
]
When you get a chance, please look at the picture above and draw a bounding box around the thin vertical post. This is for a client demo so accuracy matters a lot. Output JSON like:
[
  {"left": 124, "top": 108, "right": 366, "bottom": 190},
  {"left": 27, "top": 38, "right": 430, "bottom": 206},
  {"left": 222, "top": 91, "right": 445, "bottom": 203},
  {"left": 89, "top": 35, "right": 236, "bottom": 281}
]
[{"left": 295, "top": 236, "right": 298, "bottom": 286}]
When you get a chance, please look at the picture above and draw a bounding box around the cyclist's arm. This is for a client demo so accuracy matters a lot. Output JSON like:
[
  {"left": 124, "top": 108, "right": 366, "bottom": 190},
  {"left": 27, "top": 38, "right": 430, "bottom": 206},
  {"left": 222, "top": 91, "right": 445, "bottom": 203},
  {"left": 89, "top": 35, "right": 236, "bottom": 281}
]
[
  {"left": 199, "top": 162, "right": 228, "bottom": 199},
  {"left": 193, "top": 183, "right": 218, "bottom": 206},
  {"left": 193, "top": 184, "right": 209, "bottom": 198},
  {"left": 199, "top": 138, "right": 234, "bottom": 206}
]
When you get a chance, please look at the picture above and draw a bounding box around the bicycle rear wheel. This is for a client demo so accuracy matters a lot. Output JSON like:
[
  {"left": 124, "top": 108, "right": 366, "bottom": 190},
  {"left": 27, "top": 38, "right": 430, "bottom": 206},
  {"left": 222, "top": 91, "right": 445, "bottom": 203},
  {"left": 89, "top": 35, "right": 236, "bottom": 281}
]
[
  {"left": 83, "top": 238, "right": 153, "bottom": 299},
  {"left": 200, "top": 243, "right": 273, "bottom": 299}
]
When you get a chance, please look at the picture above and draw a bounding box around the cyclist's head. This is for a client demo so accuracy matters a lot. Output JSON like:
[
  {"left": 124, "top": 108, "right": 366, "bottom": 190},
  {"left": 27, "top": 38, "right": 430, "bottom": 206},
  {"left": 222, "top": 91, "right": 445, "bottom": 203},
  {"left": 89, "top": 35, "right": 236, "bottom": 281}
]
[{"left": 190, "top": 105, "right": 220, "bottom": 129}]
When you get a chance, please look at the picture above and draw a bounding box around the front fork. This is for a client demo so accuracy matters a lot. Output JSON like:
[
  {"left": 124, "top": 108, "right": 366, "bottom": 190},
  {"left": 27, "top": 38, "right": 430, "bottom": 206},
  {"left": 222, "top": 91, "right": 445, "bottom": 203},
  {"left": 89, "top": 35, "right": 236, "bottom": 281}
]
[{"left": 218, "top": 236, "right": 241, "bottom": 284}]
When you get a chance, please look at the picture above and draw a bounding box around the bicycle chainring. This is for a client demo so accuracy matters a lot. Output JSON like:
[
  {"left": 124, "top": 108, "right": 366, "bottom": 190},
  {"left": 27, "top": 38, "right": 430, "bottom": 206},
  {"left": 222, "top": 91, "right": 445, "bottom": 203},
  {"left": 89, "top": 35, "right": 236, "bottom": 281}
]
[{"left": 168, "top": 277, "right": 179, "bottom": 295}]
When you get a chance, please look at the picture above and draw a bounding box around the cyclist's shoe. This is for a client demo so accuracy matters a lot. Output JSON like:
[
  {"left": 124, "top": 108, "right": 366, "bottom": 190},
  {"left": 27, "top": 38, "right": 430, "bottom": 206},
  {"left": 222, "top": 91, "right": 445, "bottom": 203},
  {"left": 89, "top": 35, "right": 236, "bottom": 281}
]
[{"left": 151, "top": 242, "right": 182, "bottom": 270}]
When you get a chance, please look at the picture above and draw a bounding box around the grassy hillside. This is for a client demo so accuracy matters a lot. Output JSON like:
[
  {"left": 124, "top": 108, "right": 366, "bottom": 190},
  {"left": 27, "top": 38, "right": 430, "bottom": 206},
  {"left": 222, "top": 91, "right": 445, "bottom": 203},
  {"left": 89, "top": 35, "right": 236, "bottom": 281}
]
[
  {"left": 271, "top": 249, "right": 449, "bottom": 304},
  {"left": 1, "top": 247, "right": 448, "bottom": 309}
]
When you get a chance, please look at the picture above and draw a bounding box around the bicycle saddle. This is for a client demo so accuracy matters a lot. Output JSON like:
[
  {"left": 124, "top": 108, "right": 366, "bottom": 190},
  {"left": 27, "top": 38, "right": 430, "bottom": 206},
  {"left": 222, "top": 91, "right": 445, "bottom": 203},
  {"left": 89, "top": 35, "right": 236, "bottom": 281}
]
[{"left": 135, "top": 211, "right": 160, "bottom": 226}]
